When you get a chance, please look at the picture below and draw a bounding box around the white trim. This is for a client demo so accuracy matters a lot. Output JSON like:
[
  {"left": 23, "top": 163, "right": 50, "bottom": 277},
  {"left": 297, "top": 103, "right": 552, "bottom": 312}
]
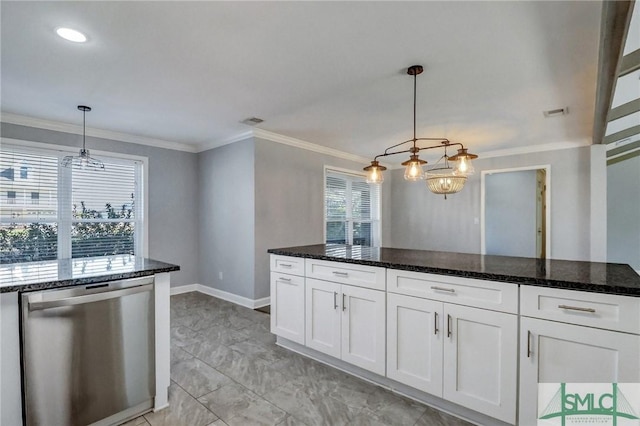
[
  {"left": 478, "top": 140, "right": 590, "bottom": 160},
  {"left": 1, "top": 112, "right": 198, "bottom": 153},
  {"left": 3, "top": 112, "right": 594, "bottom": 163},
  {"left": 169, "top": 284, "right": 271, "bottom": 309},
  {"left": 169, "top": 284, "right": 199, "bottom": 295},
  {"left": 252, "top": 128, "right": 373, "bottom": 164},
  {"left": 1, "top": 138, "right": 148, "bottom": 162},
  {"left": 480, "top": 165, "right": 551, "bottom": 259},
  {"left": 196, "top": 130, "right": 254, "bottom": 152}
]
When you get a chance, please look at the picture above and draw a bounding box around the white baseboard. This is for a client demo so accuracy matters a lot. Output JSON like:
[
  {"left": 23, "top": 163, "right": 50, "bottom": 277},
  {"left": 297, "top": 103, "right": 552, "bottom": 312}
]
[
  {"left": 170, "top": 284, "right": 270, "bottom": 309},
  {"left": 170, "top": 284, "right": 199, "bottom": 295}
]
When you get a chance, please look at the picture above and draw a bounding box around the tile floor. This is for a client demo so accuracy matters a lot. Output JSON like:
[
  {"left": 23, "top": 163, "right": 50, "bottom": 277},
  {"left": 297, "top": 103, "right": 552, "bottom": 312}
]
[{"left": 126, "top": 291, "right": 473, "bottom": 426}]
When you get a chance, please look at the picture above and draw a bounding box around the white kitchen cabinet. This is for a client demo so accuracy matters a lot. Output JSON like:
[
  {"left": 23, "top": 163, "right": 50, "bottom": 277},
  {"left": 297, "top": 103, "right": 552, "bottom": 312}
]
[
  {"left": 305, "top": 277, "right": 386, "bottom": 375},
  {"left": 387, "top": 292, "right": 517, "bottom": 424},
  {"left": 443, "top": 303, "right": 517, "bottom": 424},
  {"left": 305, "top": 278, "right": 341, "bottom": 357},
  {"left": 519, "top": 316, "right": 640, "bottom": 426},
  {"left": 270, "top": 271, "right": 305, "bottom": 344},
  {"left": 387, "top": 293, "right": 443, "bottom": 396}
]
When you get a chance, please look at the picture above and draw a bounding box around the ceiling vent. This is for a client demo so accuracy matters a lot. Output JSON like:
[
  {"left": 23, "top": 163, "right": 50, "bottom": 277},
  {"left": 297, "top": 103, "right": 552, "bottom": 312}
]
[
  {"left": 241, "top": 117, "right": 264, "bottom": 126},
  {"left": 543, "top": 107, "right": 569, "bottom": 118}
]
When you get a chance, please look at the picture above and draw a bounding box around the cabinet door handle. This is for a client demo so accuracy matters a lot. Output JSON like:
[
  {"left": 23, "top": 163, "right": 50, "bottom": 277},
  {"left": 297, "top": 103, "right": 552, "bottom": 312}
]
[
  {"left": 333, "top": 271, "right": 349, "bottom": 277},
  {"left": 558, "top": 304, "right": 596, "bottom": 313},
  {"left": 434, "top": 312, "right": 439, "bottom": 335},
  {"left": 447, "top": 314, "right": 452, "bottom": 338},
  {"left": 280, "top": 263, "right": 292, "bottom": 268},
  {"left": 279, "top": 277, "right": 291, "bottom": 282},
  {"left": 527, "top": 330, "right": 532, "bottom": 358},
  {"left": 342, "top": 293, "right": 347, "bottom": 311},
  {"left": 431, "top": 286, "right": 455, "bottom": 293},
  {"left": 334, "top": 291, "right": 338, "bottom": 309}
]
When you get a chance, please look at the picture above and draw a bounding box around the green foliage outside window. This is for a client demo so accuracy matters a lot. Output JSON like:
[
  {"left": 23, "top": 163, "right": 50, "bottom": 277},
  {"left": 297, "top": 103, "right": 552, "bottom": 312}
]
[{"left": 1, "top": 201, "right": 135, "bottom": 264}]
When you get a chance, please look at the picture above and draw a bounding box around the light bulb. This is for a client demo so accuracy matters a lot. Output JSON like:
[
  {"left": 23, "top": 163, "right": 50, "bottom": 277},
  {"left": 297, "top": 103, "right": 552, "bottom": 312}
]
[
  {"left": 404, "top": 160, "right": 424, "bottom": 181},
  {"left": 366, "top": 166, "right": 384, "bottom": 184},
  {"left": 455, "top": 156, "right": 475, "bottom": 175}
]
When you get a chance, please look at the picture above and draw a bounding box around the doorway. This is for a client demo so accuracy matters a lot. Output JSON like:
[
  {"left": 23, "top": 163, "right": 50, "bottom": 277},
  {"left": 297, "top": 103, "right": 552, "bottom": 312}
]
[{"left": 481, "top": 166, "right": 550, "bottom": 259}]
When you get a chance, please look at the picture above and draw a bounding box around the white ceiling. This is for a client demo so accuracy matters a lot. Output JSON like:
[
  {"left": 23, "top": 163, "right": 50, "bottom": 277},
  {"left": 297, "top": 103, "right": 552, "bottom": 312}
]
[{"left": 1, "top": 1, "right": 602, "bottom": 161}]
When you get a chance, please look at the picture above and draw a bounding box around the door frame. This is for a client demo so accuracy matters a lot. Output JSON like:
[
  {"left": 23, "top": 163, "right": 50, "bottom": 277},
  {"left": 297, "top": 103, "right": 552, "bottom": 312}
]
[{"left": 480, "top": 165, "right": 551, "bottom": 258}]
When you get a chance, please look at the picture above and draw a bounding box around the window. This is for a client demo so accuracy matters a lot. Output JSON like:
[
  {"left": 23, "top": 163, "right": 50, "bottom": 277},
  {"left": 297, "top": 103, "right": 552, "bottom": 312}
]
[
  {"left": 325, "top": 168, "right": 380, "bottom": 246},
  {"left": 20, "top": 165, "right": 28, "bottom": 179},
  {"left": 0, "top": 144, "right": 144, "bottom": 264}
]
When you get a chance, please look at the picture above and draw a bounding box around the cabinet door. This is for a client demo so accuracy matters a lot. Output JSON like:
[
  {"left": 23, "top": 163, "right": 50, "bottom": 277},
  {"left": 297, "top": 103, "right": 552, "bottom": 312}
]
[
  {"left": 270, "top": 272, "right": 305, "bottom": 344},
  {"left": 443, "top": 304, "right": 517, "bottom": 424},
  {"left": 341, "top": 285, "right": 386, "bottom": 375},
  {"left": 519, "top": 317, "right": 640, "bottom": 426},
  {"left": 305, "top": 278, "right": 341, "bottom": 358},
  {"left": 387, "top": 293, "right": 443, "bottom": 396}
]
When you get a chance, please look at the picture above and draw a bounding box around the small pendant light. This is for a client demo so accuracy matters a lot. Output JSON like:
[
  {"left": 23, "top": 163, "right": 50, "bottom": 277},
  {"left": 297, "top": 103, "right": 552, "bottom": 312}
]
[{"left": 62, "top": 105, "right": 105, "bottom": 170}]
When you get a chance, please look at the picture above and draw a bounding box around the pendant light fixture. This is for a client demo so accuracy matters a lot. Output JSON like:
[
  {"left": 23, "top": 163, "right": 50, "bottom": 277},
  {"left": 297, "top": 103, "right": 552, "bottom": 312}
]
[
  {"left": 62, "top": 105, "right": 105, "bottom": 170},
  {"left": 363, "top": 65, "right": 478, "bottom": 196}
]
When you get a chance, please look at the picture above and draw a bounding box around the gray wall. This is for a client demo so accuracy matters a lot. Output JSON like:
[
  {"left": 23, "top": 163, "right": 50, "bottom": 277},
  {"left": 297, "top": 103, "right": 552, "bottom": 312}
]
[
  {"left": 1, "top": 123, "right": 199, "bottom": 286},
  {"left": 198, "top": 139, "right": 256, "bottom": 299},
  {"left": 607, "top": 156, "right": 640, "bottom": 271},
  {"left": 253, "top": 137, "right": 392, "bottom": 300},
  {"left": 485, "top": 170, "right": 537, "bottom": 257},
  {"left": 389, "top": 146, "right": 592, "bottom": 261}
]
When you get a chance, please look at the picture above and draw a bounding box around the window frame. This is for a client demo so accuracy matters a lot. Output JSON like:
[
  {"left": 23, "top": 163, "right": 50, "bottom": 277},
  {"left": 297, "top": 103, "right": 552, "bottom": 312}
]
[
  {"left": 1, "top": 138, "right": 149, "bottom": 259},
  {"left": 323, "top": 165, "right": 382, "bottom": 247}
]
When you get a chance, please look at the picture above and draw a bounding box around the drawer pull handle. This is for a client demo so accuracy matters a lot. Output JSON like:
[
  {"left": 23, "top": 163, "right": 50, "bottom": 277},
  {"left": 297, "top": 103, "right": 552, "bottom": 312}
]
[
  {"left": 527, "top": 330, "right": 532, "bottom": 358},
  {"left": 333, "top": 271, "right": 349, "bottom": 277},
  {"left": 447, "top": 314, "right": 452, "bottom": 338},
  {"left": 342, "top": 293, "right": 347, "bottom": 311},
  {"left": 558, "top": 304, "right": 596, "bottom": 313},
  {"left": 431, "top": 286, "right": 455, "bottom": 293},
  {"left": 279, "top": 277, "right": 292, "bottom": 282},
  {"left": 280, "top": 263, "right": 293, "bottom": 268},
  {"left": 334, "top": 292, "right": 338, "bottom": 310},
  {"left": 434, "top": 312, "right": 439, "bottom": 335}
]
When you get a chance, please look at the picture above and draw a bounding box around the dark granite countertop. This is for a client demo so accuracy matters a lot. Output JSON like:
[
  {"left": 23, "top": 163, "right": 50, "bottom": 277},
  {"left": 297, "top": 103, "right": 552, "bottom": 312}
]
[
  {"left": 268, "top": 244, "right": 640, "bottom": 297},
  {"left": 0, "top": 255, "right": 180, "bottom": 293}
]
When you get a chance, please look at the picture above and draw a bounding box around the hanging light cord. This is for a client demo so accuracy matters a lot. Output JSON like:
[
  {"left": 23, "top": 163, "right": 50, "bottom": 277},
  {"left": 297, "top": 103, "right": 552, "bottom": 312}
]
[
  {"left": 82, "top": 108, "right": 86, "bottom": 151},
  {"left": 413, "top": 70, "right": 417, "bottom": 148}
]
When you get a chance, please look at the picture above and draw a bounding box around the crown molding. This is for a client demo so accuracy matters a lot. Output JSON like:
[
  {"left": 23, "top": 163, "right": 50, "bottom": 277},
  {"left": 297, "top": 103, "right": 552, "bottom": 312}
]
[
  {"left": 251, "top": 128, "right": 373, "bottom": 164},
  {"left": 196, "top": 130, "right": 254, "bottom": 152},
  {"left": 478, "top": 140, "right": 591, "bottom": 160},
  {"left": 1, "top": 112, "right": 199, "bottom": 153}
]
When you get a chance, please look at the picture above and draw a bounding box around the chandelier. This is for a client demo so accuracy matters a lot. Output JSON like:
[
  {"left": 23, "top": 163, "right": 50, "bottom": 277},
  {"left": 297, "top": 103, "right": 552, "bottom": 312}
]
[
  {"left": 363, "top": 65, "right": 477, "bottom": 196},
  {"left": 62, "top": 105, "right": 105, "bottom": 170}
]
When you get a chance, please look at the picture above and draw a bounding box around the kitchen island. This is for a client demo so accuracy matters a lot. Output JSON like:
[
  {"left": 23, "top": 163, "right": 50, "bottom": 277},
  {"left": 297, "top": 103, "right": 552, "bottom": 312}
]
[
  {"left": 268, "top": 244, "right": 640, "bottom": 425},
  {"left": 0, "top": 255, "right": 180, "bottom": 426}
]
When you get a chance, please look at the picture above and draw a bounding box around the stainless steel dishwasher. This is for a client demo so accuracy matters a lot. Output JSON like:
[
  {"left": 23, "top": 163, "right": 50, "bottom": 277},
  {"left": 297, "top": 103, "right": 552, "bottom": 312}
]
[{"left": 21, "top": 276, "right": 155, "bottom": 426}]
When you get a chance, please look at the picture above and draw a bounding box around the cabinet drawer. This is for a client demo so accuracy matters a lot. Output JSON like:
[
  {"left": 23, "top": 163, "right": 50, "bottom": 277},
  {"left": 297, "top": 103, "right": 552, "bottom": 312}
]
[
  {"left": 270, "top": 255, "right": 305, "bottom": 276},
  {"left": 521, "top": 286, "right": 640, "bottom": 334},
  {"left": 305, "top": 259, "right": 385, "bottom": 291},
  {"left": 387, "top": 269, "right": 518, "bottom": 314}
]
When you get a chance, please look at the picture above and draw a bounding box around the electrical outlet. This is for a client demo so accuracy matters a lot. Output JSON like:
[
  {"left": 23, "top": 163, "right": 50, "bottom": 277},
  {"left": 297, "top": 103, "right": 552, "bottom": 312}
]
[
  {"left": 218, "top": 271, "right": 223, "bottom": 280},
  {"left": 474, "top": 217, "right": 480, "bottom": 225}
]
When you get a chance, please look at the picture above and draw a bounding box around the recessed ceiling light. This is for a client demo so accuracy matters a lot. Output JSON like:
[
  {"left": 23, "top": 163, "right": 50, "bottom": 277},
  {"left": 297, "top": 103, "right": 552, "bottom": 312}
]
[{"left": 56, "top": 27, "right": 87, "bottom": 43}]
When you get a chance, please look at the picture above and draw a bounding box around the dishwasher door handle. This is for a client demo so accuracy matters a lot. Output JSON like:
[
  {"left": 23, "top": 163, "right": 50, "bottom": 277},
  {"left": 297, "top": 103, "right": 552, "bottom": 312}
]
[{"left": 28, "top": 284, "right": 154, "bottom": 311}]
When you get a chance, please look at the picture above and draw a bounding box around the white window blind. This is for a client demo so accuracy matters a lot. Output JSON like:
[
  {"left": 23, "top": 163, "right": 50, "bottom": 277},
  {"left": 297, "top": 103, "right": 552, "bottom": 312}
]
[
  {"left": 0, "top": 144, "right": 143, "bottom": 264},
  {"left": 325, "top": 169, "right": 380, "bottom": 246},
  {"left": 69, "top": 159, "right": 140, "bottom": 259},
  {"left": 0, "top": 148, "right": 59, "bottom": 263}
]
